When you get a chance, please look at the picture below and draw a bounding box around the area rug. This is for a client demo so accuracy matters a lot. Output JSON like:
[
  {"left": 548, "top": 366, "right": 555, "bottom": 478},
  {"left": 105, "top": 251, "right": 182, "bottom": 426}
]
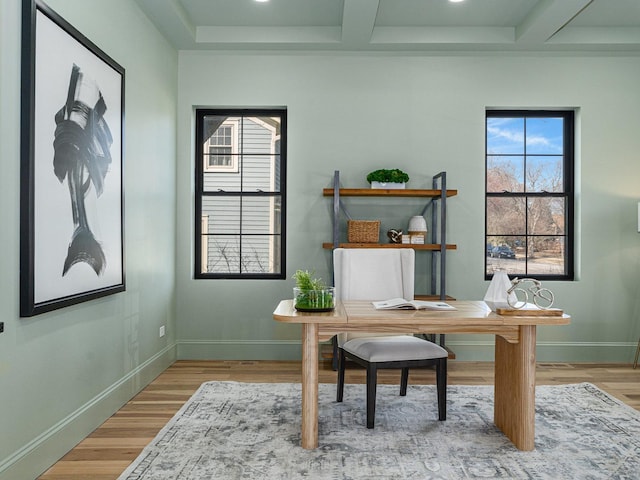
[{"left": 118, "top": 381, "right": 640, "bottom": 479}]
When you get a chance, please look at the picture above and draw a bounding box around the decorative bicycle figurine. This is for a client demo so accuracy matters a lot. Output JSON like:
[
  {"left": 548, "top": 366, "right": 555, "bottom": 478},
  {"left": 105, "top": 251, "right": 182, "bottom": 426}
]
[{"left": 506, "top": 277, "right": 555, "bottom": 309}]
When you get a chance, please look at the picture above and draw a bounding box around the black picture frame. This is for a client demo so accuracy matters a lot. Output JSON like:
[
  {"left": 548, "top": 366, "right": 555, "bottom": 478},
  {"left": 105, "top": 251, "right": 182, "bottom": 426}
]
[{"left": 20, "top": 0, "right": 125, "bottom": 317}]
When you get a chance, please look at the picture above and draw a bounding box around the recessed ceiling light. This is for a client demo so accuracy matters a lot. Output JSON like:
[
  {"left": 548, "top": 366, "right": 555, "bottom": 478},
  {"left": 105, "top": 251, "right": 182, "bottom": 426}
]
[
  {"left": 449, "top": 0, "right": 465, "bottom": 3},
  {"left": 255, "top": 0, "right": 269, "bottom": 2}
]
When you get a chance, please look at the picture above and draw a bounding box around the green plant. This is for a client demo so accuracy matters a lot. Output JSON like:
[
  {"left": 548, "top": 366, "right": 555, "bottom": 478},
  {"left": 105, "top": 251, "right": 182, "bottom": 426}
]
[
  {"left": 292, "top": 270, "right": 326, "bottom": 290},
  {"left": 366, "top": 168, "right": 410, "bottom": 184},
  {"left": 292, "top": 270, "right": 334, "bottom": 311}
]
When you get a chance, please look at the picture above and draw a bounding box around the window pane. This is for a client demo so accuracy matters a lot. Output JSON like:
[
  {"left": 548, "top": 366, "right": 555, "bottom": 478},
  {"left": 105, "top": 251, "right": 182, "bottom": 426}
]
[
  {"left": 486, "top": 235, "right": 525, "bottom": 276},
  {"left": 487, "top": 156, "right": 524, "bottom": 193},
  {"left": 207, "top": 153, "right": 233, "bottom": 166},
  {"left": 487, "top": 197, "right": 526, "bottom": 235},
  {"left": 242, "top": 155, "right": 280, "bottom": 192},
  {"left": 525, "top": 156, "right": 563, "bottom": 192},
  {"left": 203, "top": 155, "right": 280, "bottom": 193},
  {"left": 242, "top": 196, "right": 282, "bottom": 234},
  {"left": 202, "top": 197, "right": 240, "bottom": 233},
  {"left": 202, "top": 115, "right": 227, "bottom": 141},
  {"left": 211, "top": 125, "right": 232, "bottom": 146},
  {"left": 526, "top": 236, "right": 565, "bottom": 276},
  {"left": 242, "top": 117, "right": 281, "bottom": 154},
  {"left": 486, "top": 117, "right": 524, "bottom": 154},
  {"left": 241, "top": 235, "right": 281, "bottom": 274},
  {"left": 525, "top": 117, "right": 563, "bottom": 155},
  {"left": 528, "top": 198, "right": 565, "bottom": 235},
  {"left": 209, "top": 147, "right": 231, "bottom": 155},
  {"left": 202, "top": 235, "right": 241, "bottom": 274},
  {"left": 203, "top": 163, "right": 242, "bottom": 192},
  {"left": 202, "top": 116, "right": 239, "bottom": 150}
]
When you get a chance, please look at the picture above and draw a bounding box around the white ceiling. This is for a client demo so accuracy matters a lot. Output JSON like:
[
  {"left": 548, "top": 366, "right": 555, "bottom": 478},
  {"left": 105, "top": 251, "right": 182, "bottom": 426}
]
[{"left": 133, "top": 0, "right": 640, "bottom": 52}]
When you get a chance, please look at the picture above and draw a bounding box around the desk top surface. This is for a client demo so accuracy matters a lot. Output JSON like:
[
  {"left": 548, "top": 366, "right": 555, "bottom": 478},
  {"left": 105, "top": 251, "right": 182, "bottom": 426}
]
[{"left": 273, "top": 300, "right": 570, "bottom": 327}]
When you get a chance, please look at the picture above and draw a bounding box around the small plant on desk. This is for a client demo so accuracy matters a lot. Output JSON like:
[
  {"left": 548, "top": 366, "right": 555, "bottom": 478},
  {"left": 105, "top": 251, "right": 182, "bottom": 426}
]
[{"left": 292, "top": 270, "right": 335, "bottom": 312}]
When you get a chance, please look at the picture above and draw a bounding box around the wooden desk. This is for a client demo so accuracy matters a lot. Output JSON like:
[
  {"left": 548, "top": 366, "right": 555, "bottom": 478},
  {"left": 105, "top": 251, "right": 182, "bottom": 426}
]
[{"left": 273, "top": 299, "right": 570, "bottom": 451}]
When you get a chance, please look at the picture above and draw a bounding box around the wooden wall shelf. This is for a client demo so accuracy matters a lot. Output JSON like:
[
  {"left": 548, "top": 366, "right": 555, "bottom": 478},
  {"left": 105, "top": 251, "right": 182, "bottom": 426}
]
[
  {"left": 323, "top": 188, "right": 457, "bottom": 197},
  {"left": 322, "top": 242, "right": 457, "bottom": 250}
]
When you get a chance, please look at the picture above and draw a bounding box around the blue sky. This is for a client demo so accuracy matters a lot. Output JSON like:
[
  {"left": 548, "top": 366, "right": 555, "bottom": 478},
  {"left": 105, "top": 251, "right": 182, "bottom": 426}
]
[{"left": 487, "top": 116, "right": 564, "bottom": 155}]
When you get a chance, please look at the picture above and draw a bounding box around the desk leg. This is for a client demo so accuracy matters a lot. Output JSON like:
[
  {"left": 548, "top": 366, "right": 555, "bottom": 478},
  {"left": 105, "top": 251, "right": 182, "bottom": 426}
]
[
  {"left": 301, "top": 323, "right": 319, "bottom": 449},
  {"left": 494, "top": 325, "right": 536, "bottom": 451}
]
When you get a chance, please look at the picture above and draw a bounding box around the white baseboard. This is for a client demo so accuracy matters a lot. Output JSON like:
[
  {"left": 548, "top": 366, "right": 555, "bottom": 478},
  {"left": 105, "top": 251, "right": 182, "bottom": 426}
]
[
  {"left": 446, "top": 340, "right": 640, "bottom": 363},
  {"left": 0, "top": 344, "right": 176, "bottom": 480},
  {"left": 177, "top": 339, "right": 302, "bottom": 360}
]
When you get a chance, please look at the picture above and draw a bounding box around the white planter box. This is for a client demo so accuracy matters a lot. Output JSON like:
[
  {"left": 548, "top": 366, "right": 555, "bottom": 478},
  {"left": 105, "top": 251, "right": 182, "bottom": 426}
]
[{"left": 371, "top": 181, "right": 406, "bottom": 189}]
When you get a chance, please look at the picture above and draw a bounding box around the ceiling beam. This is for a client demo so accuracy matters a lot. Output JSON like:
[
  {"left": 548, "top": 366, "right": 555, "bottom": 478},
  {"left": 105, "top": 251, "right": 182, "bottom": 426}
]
[
  {"left": 515, "top": 0, "right": 593, "bottom": 45},
  {"left": 134, "top": 0, "right": 196, "bottom": 49},
  {"left": 341, "top": 0, "right": 380, "bottom": 48},
  {"left": 195, "top": 26, "right": 341, "bottom": 45},
  {"left": 549, "top": 26, "right": 640, "bottom": 46},
  {"left": 371, "top": 27, "right": 514, "bottom": 46}
]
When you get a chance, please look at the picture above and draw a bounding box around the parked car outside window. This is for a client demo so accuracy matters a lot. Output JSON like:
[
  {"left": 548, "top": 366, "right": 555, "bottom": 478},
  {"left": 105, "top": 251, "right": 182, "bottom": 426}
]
[{"left": 490, "top": 245, "right": 516, "bottom": 259}]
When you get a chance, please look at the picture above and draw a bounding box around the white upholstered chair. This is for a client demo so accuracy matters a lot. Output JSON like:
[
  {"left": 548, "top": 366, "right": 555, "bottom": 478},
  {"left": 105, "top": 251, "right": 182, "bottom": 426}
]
[{"left": 333, "top": 248, "right": 447, "bottom": 428}]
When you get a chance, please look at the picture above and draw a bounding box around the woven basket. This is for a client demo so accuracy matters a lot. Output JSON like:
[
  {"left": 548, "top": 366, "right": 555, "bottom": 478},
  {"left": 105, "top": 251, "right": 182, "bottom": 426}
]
[{"left": 347, "top": 220, "right": 380, "bottom": 243}]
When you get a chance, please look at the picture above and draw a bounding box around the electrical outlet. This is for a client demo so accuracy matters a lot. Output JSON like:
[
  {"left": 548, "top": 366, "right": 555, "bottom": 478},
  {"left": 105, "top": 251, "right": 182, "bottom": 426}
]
[{"left": 159, "top": 325, "right": 165, "bottom": 337}]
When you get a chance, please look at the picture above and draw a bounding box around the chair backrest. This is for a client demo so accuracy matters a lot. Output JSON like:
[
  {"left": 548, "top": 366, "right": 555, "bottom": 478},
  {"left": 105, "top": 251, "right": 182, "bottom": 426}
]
[
  {"left": 333, "top": 248, "right": 415, "bottom": 345},
  {"left": 333, "top": 248, "right": 415, "bottom": 302}
]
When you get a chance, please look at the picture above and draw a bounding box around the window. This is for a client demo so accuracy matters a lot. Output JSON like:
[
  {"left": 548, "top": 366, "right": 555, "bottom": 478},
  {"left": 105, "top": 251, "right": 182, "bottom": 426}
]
[
  {"left": 195, "top": 109, "right": 286, "bottom": 279},
  {"left": 485, "top": 110, "right": 574, "bottom": 280},
  {"left": 204, "top": 120, "right": 239, "bottom": 172}
]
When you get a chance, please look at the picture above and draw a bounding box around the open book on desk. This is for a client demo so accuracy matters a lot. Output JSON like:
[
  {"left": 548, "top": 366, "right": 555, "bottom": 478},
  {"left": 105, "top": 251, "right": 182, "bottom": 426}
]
[{"left": 372, "top": 298, "right": 456, "bottom": 311}]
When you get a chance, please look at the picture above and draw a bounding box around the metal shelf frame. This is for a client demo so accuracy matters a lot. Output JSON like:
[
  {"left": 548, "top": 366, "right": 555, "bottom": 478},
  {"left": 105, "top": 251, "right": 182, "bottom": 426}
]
[{"left": 327, "top": 170, "right": 454, "bottom": 301}]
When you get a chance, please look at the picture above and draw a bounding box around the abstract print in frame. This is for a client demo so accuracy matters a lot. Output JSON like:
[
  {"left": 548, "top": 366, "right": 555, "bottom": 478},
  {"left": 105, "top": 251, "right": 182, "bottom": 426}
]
[{"left": 20, "top": 0, "right": 125, "bottom": 317}]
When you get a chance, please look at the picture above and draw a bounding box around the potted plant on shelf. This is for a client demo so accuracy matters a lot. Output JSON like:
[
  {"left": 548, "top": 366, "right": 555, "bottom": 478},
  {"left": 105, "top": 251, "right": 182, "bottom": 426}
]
[
  {"left": 366, "top": 168, "right": 410, "bottom": 189},
  {"left": 292, "top": 270, "right": 335, "bottom": 312}
]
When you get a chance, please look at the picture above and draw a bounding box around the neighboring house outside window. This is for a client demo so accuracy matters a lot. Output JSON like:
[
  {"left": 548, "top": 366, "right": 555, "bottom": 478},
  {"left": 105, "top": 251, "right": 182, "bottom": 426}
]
[
  {"left": 195, "top": 109, "right": 286, "bottom": 279},
  {"left": 485, "top": 110, "right": 574, "bottom": 281}
]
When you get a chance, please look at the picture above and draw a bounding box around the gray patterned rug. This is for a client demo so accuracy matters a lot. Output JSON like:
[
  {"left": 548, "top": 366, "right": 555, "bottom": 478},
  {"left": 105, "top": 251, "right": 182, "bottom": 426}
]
[{"left": 118, "top": 381, "right": 640, "bottom": 479}]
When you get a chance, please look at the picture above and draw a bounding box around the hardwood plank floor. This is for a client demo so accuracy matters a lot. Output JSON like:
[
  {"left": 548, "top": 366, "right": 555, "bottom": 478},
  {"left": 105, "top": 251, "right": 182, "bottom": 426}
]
[{"left": 38, "top": 360, "right": 640, "bottom": 479}]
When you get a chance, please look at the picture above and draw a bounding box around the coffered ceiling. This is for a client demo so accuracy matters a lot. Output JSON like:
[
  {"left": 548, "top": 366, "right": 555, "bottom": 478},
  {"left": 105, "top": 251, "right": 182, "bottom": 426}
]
[{"left": 133, "top": 0, "right": 640, "bottom": 52}]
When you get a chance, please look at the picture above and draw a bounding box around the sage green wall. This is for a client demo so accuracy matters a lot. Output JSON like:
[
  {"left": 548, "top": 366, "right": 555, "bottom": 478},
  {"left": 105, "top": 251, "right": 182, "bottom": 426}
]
[
  {"left": 176, "top": 52, "right": 640, "bottom": 363},
  {"left": 0, "top": 1, "right": 177, "bottom": 479},
  {"left": 3, "top": 5, "right": 638, "bottom": 475}
]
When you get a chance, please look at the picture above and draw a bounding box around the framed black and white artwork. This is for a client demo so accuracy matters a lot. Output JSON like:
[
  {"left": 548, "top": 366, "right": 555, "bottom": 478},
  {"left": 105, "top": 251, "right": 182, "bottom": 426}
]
[{"left": 20, "top": 0, "right": 125, "bottom": 317}]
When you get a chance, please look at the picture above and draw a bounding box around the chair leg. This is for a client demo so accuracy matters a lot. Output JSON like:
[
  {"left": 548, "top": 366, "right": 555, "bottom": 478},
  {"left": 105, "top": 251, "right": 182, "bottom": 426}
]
[
  {"left": 331, "top": 336, "right": 339, "bottom": 371},
  {"left": 634, "top": 337, "right": 640, "bottom": 369},
  {"left": 436, "top": 358, "right": 447, "bottom": 421},
  {"left": 400, "top": 367, "right": 409, "bottom": 396},
  {"left": 337, "top": 348, "right": 346, "bottom": 402},
  {"left": 366, "top": 364, "right": 377, "bottom": 429}
]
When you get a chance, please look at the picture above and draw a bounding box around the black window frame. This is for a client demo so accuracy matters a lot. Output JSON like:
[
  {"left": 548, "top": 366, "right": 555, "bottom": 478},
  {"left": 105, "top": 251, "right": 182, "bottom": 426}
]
[
  {"left": 485, "top": 110, "right": 574, "bottom": 281},
  {"left": 194, "top": 108, "right": 287, "bottom": 280}
]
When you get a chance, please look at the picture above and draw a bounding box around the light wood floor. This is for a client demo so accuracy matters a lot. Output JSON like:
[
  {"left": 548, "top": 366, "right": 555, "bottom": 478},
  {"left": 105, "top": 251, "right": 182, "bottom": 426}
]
[{"left": 38, "top": 360, "right": 640, "bottom": 480}]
